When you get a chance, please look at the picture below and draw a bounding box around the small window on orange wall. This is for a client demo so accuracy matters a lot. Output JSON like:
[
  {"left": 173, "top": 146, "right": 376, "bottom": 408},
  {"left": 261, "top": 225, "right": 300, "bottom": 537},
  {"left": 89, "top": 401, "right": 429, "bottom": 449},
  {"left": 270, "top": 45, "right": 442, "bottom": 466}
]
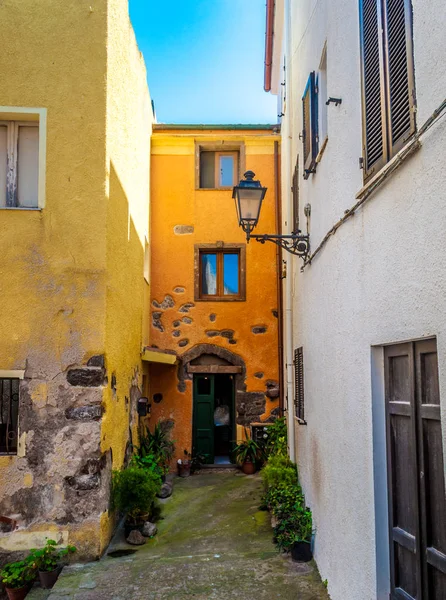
[
  {"left": 195, "top": 244, "right": 246, "bottom": 301},
  {"left": 199, "top": 151, "right": 238, "bottom": 189}
]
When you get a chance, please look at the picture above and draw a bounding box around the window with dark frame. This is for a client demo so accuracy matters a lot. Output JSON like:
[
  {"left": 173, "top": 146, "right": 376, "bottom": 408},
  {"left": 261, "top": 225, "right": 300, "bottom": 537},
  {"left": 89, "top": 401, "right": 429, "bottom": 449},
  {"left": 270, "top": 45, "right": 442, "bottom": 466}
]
[
  {"left": 199, "top": 151, "right": 239, "bottom": 189},
  {"left": 195, "top": 244, "right": 246, "bottom": 301},
  {"left": 0, "top": 378, "right": 19, "bottom": 454},
  {"left": 294, "top": 347, "right": 305, "bottom": 422},
  {"left": 359, "top": 0, "right": 416, "bottom": 181},
  {"left": 302, "top": 72, "right": 319, "bottom": 179}
]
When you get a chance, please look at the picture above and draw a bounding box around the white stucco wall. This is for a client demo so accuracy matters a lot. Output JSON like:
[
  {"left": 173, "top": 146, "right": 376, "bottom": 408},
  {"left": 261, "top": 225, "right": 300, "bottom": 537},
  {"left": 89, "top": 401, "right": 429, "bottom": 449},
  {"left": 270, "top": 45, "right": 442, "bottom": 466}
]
[{"left": 274, "top": 1, "right": 446, "bottom": 599}]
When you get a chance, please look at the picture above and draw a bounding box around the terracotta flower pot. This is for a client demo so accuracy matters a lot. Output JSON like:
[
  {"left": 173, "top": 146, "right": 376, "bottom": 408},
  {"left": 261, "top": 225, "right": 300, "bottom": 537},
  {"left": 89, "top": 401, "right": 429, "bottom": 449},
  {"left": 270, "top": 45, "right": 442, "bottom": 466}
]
[
  {"left": 38, "top": 566, "right": 61, "bottom": 589},
  {"left": 177, "top": 462, "right": 191, "bottom": 478},
  {"left": 241, "top": 460, "right": 256, "bottom": 475},
  {"left": 4, "top": 585, "right": 31, "bottom": 600}
]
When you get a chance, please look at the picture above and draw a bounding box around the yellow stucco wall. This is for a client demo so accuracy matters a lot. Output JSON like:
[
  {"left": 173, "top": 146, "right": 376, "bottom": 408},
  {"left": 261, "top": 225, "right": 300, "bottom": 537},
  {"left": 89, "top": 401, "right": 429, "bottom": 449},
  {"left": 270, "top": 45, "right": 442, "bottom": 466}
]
[
  {"left": 99, "top": 0, "right": 153, "bottom": 541},
  {"left": 0, "top": 0, "right": 151, "bottom": 557},
  {"left": 149, "top": 128, "right": 281, "bottom": 461}
]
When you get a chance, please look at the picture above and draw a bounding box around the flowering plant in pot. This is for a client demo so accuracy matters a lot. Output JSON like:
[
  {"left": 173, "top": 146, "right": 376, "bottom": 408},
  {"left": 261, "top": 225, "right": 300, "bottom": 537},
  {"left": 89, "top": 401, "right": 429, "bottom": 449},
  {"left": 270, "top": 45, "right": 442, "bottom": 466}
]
[
  {"left": 112, "top": 466, "right": 162, "bottom": 536},
  {"left": 1, "top": 557, "right": 36, "bottom": 600},
  {"left": 233, "top": 438, "right": 265, "bottom": 474},
  {"left": 29, "top": 539, "right": 76, "bottom": 589}
]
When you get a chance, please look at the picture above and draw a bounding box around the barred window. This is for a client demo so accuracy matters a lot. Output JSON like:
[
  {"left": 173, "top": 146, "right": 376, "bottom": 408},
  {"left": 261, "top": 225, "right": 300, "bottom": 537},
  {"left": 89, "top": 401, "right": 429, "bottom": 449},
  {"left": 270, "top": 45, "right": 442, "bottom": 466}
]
[
  {"left": 294, "top": 347, "right": 305, "bottom": 423},
  {"left": 0, "top": 378, "right": 19, "bottom": 454}
]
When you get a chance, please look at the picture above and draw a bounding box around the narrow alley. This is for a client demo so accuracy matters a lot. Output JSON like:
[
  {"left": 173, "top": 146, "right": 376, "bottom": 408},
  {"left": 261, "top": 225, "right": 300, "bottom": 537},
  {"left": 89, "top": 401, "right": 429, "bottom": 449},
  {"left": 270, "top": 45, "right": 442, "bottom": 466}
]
[{"left": 29, "top": 472, "right": 328, "bottom": 600}]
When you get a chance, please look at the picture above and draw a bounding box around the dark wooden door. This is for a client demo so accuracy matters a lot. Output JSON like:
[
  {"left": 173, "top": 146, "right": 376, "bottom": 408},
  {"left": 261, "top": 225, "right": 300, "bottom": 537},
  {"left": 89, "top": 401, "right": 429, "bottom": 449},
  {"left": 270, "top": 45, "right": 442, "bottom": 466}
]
[
  {"left": 192, "top": 375, "right": 215, "bottom": 464},
  {"left": 385, "top": 340, "right": 446, "bottom": 600}
]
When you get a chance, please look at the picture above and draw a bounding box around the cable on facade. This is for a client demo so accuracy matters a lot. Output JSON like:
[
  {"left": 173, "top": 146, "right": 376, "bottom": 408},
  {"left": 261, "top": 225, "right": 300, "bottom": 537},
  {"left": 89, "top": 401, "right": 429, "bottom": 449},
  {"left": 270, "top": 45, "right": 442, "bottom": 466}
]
[{"left": 301, "top": 97, "right": 446, "bottom": 271}]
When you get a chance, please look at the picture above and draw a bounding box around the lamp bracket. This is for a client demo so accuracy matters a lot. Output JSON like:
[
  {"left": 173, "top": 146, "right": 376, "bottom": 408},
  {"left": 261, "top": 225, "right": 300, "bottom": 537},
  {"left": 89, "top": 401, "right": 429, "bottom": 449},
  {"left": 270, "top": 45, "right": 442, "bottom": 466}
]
[{"left": 248, "top": 232, "right": 310, "bottom": 261}]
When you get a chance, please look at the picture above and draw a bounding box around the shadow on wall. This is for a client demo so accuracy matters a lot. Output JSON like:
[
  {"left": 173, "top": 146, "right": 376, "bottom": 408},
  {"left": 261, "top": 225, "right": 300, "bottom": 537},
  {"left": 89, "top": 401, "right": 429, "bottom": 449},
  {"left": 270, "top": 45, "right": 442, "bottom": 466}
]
[{"left": 103, "top": 161, "right": 148, "bottom": 472}]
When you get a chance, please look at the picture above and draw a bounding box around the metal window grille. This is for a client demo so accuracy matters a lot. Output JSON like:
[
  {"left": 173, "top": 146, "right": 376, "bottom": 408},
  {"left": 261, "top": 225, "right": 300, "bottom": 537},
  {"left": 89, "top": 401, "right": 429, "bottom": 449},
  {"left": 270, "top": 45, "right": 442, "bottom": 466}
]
[
  {"left": 294, "top": 347, "right": 305, "bottom": 422},
  {"left": 0, "top": 378, "right": 20, "bottom": 454}
]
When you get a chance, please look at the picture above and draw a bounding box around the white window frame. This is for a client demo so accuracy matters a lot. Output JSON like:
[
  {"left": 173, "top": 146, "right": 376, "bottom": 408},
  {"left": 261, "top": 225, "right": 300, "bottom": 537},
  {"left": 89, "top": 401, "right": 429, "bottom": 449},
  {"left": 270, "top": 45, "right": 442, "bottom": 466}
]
[{"left": 0, "top": 107, "right": 47, "bottom": 209}]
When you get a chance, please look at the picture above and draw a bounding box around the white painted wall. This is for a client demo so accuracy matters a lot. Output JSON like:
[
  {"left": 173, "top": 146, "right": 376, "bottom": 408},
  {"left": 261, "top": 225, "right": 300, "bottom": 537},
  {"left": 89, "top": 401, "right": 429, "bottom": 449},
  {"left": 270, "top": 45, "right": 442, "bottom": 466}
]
[{"left": 272, "top": 1, "right": 446, "bottom": 598}]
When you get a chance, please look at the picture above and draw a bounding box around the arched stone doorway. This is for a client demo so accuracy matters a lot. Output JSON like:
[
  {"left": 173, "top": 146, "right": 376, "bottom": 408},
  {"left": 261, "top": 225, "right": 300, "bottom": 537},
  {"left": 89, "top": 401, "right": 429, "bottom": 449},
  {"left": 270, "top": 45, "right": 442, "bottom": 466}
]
[
  {"left": 176, "top": 344, "right": 270, "bottom": 464},
  {"left": 177, "top": 344, "right": 249, "bottom": 464}
]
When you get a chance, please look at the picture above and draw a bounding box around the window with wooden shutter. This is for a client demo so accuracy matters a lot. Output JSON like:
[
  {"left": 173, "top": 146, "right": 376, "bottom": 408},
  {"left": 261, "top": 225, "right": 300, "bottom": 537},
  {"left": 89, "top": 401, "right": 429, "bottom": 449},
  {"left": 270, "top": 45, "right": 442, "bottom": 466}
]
[
  {"left": 359, "top": 0, "right": 416, "bottom": 181},
  {"left": 291, "top": 157, "right": 299, "bottom": 233},
  {"left": 383, "top": 0, "right": 416, "bottom": 155},
  {"left": 302, "top": 72, "right": 318, "bottom": 179},
  {"left": 294, "top": 347, "right": 305, "bottom": 422}
]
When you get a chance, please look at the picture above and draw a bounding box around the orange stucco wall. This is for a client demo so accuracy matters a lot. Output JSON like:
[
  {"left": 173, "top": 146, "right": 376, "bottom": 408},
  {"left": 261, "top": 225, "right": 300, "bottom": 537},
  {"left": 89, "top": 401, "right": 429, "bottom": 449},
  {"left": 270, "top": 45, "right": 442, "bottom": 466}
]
[{"left": 148, "top": 127, "right": 281, "bottom": 460}]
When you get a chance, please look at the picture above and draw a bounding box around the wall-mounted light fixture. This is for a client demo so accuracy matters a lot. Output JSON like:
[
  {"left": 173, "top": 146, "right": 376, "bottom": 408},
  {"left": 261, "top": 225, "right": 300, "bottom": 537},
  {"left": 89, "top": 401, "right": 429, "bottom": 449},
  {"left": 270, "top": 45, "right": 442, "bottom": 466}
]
[
  {"left": 232, "top": 171, "right": 310, "bottom": 260},
  {"left": 137, "top": 397, "right": 151, "bottom": 417}
]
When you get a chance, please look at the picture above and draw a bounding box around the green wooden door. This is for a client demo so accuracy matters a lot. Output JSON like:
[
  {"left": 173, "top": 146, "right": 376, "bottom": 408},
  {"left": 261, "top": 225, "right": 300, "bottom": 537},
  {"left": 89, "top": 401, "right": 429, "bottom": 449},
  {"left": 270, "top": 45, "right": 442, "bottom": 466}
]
[{"left": 193, "top": 375, "right": 215, "bottom": 465}]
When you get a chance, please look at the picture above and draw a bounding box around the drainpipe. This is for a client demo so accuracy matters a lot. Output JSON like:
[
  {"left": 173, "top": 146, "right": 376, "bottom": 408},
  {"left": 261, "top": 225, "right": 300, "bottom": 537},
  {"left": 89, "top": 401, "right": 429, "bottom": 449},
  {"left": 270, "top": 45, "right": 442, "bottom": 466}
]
[
  {"left": 283, "top": 0, "right": 295, "bottom": 461},
  {"left": 264, "top": 0, "right": 275, "bottom": 92},
  {"left": 273, "top": 141, "right": 284, "bottom": 416}
]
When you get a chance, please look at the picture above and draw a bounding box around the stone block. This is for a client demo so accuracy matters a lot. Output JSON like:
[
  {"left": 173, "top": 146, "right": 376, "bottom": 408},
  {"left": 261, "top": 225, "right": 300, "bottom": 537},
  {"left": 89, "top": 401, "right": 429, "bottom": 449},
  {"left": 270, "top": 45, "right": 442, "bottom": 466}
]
[
  {"left": 67, "top": 368, "right": 105, "bottom": 387},
  {"left": 142, "top": 521, "right": 158, "bottom": 536},
  {"left": 87, "top": 355, "right": 105, "bottom": 368},
  {"left": 251, "top": 325, "right": 268, "bottom": 334},
  {"left": 65, "top": 405, "right": 102, "bottom": 421},
  {"left": 174, "top": 225, "right": 194, "bottom": 235},
  {"left": 126, "top": 530, "right": 146, "bottom": 545},
  {"left": 179, "top": 303, "right": 195, "bottom": 313},
  {"left": 65, "top": 473, "right": 100, "bottom": 491}
]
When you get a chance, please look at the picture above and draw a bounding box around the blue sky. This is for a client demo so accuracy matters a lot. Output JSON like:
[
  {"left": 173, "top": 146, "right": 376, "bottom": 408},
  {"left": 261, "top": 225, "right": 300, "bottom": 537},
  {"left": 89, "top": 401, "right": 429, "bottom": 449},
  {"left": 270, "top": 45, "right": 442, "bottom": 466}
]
[{"left": 128, "top": 0, "right": 277, "bottom": 124}]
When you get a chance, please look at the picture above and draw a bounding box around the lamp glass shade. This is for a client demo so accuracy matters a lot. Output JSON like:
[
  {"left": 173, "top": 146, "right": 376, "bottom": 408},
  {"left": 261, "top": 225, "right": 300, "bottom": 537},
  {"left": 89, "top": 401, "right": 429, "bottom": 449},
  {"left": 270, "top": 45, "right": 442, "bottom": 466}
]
[{"left": 232, "top": 171, "right": 267, "bottom": 234}]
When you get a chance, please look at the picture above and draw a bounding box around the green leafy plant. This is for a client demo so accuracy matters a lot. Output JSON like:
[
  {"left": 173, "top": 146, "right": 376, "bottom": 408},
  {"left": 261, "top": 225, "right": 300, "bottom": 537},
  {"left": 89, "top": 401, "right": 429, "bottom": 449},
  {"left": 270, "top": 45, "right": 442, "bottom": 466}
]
[
  {"left": 130, "top": 453, "right": 163, "bottom": 480},
  {"left": 1, "top": 558, "right": 36, "bottom": 589},
  {"left": 29, "top": 539, "right": 76, "bottom": 572},
  {"left": 135, "top": 423, "right": 175, "bottom": 475},
  {"left": 264, "top": 417, "right": 288, "bottom": 457},
  {"left": 112, "top": 466, "right": 162, "bottom": 524},
  {"left": 261, "top": 454, "right": 298, "bottom": 490},
  {"left": 273, "top": 505, "right": 313, "bottom": 551},
  {"left": 232, "top": 437, "right": 265, "bottom": 466}
]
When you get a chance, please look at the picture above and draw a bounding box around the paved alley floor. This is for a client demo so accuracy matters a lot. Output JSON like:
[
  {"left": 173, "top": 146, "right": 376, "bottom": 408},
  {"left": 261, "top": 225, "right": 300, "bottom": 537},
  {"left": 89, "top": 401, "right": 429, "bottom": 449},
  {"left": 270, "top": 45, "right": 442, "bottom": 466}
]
[{"left": 28, "top": 471, "right": 329, "bottom": 599}]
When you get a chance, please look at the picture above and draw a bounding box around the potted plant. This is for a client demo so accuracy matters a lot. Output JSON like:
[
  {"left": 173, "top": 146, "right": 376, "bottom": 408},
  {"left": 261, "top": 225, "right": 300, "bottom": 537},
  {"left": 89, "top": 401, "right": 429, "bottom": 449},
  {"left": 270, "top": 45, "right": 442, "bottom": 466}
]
[
  {"left": 274, "top": 506, "right": 313, "bottom": 562},
  {"left": 177, "top": 450, "right": 192, "bottom": 477},
  {"left": 134, "top": 423, "right": 175, "bottom": 480},
  {"left": 28, "top": 539, "right": 76, "bottom": 589},
  {"left": 233, "top": 438, "right": 265, "bottom": 474},
  {"left": 1, "top": 558, "right": 36, "bottom": 600},
  {"left": 112, "top": 466, "right": 162, "bottom": 537}
]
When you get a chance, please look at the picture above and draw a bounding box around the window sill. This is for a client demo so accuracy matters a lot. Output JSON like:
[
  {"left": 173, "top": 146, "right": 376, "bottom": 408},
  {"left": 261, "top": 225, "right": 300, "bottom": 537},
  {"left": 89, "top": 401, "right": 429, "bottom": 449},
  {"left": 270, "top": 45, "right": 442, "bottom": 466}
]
[
  {"left": 196, "top": 187, "right": 234, "bottom": 192},
  {"left": 195, "top": 296, "right": 246, "bottom": 302},
  {"left": 0, "top": 207, "right": 41, "bottom": 211},
  {"left": 356, "top": 136, "right": 420, "bottom": 200}
]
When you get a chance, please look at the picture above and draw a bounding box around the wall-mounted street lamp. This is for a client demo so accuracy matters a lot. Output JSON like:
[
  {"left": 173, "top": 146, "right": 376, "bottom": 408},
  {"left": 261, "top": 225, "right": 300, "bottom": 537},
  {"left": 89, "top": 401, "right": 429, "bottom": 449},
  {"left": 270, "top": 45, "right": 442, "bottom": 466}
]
[{"left": 232, "top": 171, "right": 309, "bottom": 260}]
